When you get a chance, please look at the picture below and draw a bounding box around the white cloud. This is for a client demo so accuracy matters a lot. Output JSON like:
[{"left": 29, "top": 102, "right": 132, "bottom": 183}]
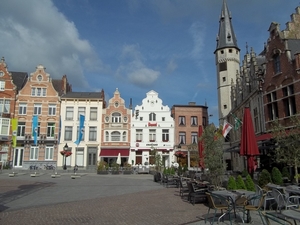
[
  {"left": 166, "top": 59, "right": 178, "bottom": 74},
  {"left": 0, "top": 0, "right": 103, "bottom": 90},
  {"left": 117, "top": 44, "right": 160, "bottom": 87}
]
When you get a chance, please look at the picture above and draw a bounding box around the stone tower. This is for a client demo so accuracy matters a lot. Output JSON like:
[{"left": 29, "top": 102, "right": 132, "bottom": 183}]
[{"left": 214, "top": 0, "right": 240, "bottom": 123}]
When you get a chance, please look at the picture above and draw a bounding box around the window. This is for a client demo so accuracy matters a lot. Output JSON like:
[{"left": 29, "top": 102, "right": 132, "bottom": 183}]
[
  {"left": 202, "top": 117, "right": 207, "bottom": 126},
  {"left": 149, "top": 129, "right": 156, "bottom": 142},
  {"left": 34, "top": 104, "right": 42, "bottom": 115},
  {"left": 105, "top": 131, "right": 109, "bottom": 141},
  {"left": 162, "top": 129, "right": 169, "bottom": 142},
  {"left": 78, "top": 107, "right": 86, "bottom": 120},
  {"left": 89, "top": 126, "right": 97, "bottom": 141},
  {"left": 48, "top": 104, "right": 56, "bottom": 116},
  {"left": 162, "top": 117, "right": 165, "bottom": 121},
  {"left": 45, "top": 146, "right": 53, "bottom": 160},
  {"left": 111, "top": 131, "right": 121, "bottom": 141},
  {"left": 47, "top": 122, "right": 55, "bottom": 138},
  {"left": 224, "top": 105, "right": 227, "bottom": 109},
  {"left": 122, "top": 131, "right": 126, "bottom": 141},
  {"left": 149, "top": 112, "right": 156, "bottom": 121},
  {"left": 64, "top": 126, "right": 73, "bottom": 141},
  {"left": 66, "top": 107, "right": 74, "bottom": 120},
  {"left": 19, "top": 103, "right": 27, "bottom": 115},
  {"left": 179, "top": 132, "right": 186, "bottom": 145},
  {"left": 179, "top": 116, "right": 185, "bottom": 126},
  {"left": 140, "top": 117, "right": 143, "bottom": 121},
  {"left": 267, "top": 91, "right": 279, "bottom": 121},
  {"left": 37, "top": 122, "right": 41, "bottom": 137},
  {"left": 0, "top": 99, "right": 10, "bottom": 113},
  {"left": 273, "top": 54, "right": 281, "bottom": 74},
  {"left": 191, "top": 132, "right": 198, "bottom": 144},
  {"left": 76, "top": 126, "right": 85, "bottom": 141},
  {"left": 17, "top": 122, "right": 25, "bottom": 137},
  {"left": 30, "top": 147, "right": 38, "bottom": 160},
  {"left": 254, "top": 108, "right": 259, "bottom": 133},
  {"left": 282, "top": 85, "right": 296, "bottom": 117},
  {"left": 223, "top": 77, "right": 226, "bottom": 82},
  {"left": 37, "top": 75, "right": 42, "bottom": 81},
  {"left": 112, "top": 112, "right": 121, "bottom": 123},
  {"left": 219, "top": 62, "right": 227, "bottom": 72},
  {"left": 90, "top": 107, "right": 97, "bottom": 121},
  {"left": 0, "top": 81, "right": 5, "bottom": 91},
  {"left": 0, "top": 118, "right": 10, "bottom": 135},
  {"left": 31, "top": 87, "right": 46, "bottom": 96},
  {"left": 191, "top": 116, "right": 198, "bottom": 126},
  {"left": 136, "top": 129, "right": 142, "bottom": 142}
]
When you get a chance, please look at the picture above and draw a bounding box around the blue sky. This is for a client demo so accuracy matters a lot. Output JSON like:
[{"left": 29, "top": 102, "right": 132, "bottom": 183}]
[{"left": 0, "top": 0, "right": 298, "bottom": 125}]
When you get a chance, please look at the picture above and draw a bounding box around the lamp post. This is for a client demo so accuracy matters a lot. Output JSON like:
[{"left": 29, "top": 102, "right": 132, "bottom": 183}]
[{"left": 63, "top": 143, "right": 69, "bottom": 170}]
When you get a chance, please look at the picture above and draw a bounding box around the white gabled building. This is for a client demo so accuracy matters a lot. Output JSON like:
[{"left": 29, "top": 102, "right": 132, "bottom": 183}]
[
  {"left": 59, "top": 91, "right": 105, "bottom": 170},
  {"left": 130, "top": 90, "right": 175, "bottom": 167}
]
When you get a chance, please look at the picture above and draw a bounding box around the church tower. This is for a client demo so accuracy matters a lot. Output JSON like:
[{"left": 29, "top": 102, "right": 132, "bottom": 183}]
[{"left": 214, "top": 0, "right": 240, "bottom": 123}]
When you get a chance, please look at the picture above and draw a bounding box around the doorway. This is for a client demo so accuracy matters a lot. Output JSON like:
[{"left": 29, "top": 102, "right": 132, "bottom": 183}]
[
  {"left": 13, "top": 148, "right": 24, "bottom": 168},
  {"left": 87, "top": 147, "right": 97, "bottom": 170}
]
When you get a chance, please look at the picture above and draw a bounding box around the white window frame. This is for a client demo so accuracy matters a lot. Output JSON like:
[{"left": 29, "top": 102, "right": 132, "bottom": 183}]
[
  {"left": 30, "top": 147, "right": 38, "bottom": 160},
  {"left": 78, "top": 107, "right": 86, "bottom": 120},
  {"left": 179, "top": 116, "right": 185, "bottom": 125},
  {"left": 111, "top": 131, "right": 121, "bottom": 141},
  {"left": 34, "top": 103, "right": 42, "bottom": 115},
  {"left": 66, "top": 107, "right": 74, "bottom": 120},
  {"left": 149, "top": 129, "right": 156, "bottom": 142},
  {"left": 179, "top": 132, "right": 186, "bottom": 145},
  {"left": 64, "top": 126, "right": 73, "bottom": 141},
  {"left": 0, "top": 118, "right": 10, "bottom": 135},
  {"left": 47, "top": 122, "right": 55, "bottom": 138},
  {"left": 90, "top": 107, "right": 97, "bottom": 121},
  {"left": 162, "top": 129, "right": 169, "bottom": 142},
  {"left": 19, "top": 103, "right": 27, "bottom": 115},
  {"left": 136, "top": 129, "right": 143, "bottom": 142},
  {"left": 17, "top": 122, "right": 26, "bottom": 137},
  {"left": 0, "top": 81, "right": 5, "bottom": 91},
  {"left": 45, "top": 146, "right": 54, "bottom": 160},
  {"left": 48, "top": 104, "right": 56, "bottom": 116},
  {"left": 89, "top": 126, "right": 97, "bottom": 141},
  {"left": 112, "top": 112, "right": 121, "bottom": 123},
  {"left": 191, "top": 132, "right": 198, "bottom": 144}
]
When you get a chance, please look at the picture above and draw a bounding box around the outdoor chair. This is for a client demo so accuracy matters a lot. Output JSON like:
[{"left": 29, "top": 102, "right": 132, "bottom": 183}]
[
  {"left": 187, "top": 181, "right": 207, "bottom": 205},
  {"left": 205, "top": 192, "right": 233, "bottom": 225},
  {"left": 165, "top": 175, "right": 178, "bottom": 188},
  {"left": 254, "top": 184, "right": 275, "bottom": 210},
  {"left": 179, "top": 177, "right": 189, "bottom": 198},
  {"left": 272, "top": 189, "right": 300, "bottom": 214},
  {"left": 237, "top": 193, "right": 266, "bottom": 225}
]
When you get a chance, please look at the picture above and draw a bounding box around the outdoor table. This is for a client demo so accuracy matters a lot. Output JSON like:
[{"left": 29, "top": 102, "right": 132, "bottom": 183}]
[
  {"left": 281, "top": 209, "right": 300, "bottom": 225},
  {"left": 266, "top": 183, "right": 285, "bottom": 193},
  {"left": 212, "top": 189, "right": 255, "bottom": 223},
  {"left": 286, "top": 185, "right": 300, "bottom": 195}
]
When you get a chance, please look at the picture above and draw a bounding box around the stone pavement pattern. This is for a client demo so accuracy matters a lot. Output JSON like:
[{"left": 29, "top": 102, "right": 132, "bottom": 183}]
[{"left": 0, "top": 171, "right": 266, "bottom": 225}]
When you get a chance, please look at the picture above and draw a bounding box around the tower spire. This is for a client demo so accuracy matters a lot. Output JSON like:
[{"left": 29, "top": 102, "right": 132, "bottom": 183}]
[{"left": 215, "top": 0, "right": 239, "bottom": 52}]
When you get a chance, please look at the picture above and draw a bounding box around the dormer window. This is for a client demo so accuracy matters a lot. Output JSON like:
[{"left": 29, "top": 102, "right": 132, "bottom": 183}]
[{"left": 37, "top": 75, "right": 42, "bottom": 81}]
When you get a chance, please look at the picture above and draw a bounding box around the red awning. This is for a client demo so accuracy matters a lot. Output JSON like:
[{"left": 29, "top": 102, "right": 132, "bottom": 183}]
[
  {"left": 100, "top": 149, "right": 129, "bottom": 157},
  {"left": 256, "top": 133, "right": 272, "bottom": 142}
]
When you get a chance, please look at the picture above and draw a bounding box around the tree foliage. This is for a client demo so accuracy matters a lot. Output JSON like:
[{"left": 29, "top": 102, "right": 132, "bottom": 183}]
[
  {"left": 271, "top": 116, "right": 300, "bottom": 183},
  {"left": 201, "top": 124, "right": 226, "bottom": 187},
  {"left": 227, "top": 176, "right": 237, "bottom": 190},
  {"left": 236, "top": 175, "right": 246, "bottom": 190},
  {"left": 258, "top": 169, "right": 272, "bottom": 188},
  {"left": 245, "top": 174, "right": 255, "bottom": 191}
]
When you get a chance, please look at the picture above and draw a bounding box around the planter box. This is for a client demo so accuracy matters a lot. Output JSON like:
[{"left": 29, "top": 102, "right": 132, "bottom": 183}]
[
  {"left": 123, "top": 170, "right": 132, "bottom": 175},
  {"left": 97, "top": 171, "right": 109, "bottom": 175},
  {"left": 111, "top": 171, "right": 120, "bottom": 175}
]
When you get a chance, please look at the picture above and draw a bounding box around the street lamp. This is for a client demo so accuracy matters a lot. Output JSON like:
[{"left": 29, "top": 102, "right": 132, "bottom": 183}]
[{"left": 63, "top": 143, "right": 69, "bottom": 170}]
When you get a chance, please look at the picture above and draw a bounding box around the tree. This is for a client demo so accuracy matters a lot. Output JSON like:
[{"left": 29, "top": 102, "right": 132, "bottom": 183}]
[
  {"left": 271, "top": 116, "right": 300, "bottom": 183},
  {"left": 151, "top": 149, "right": 163, "bottom": 172},
  {"left": 245, "top": 174, "right": 255, "bottom": 191},
  {"left": 258, "top": 169, "right": 272, "bottom": 188},
  {"left": 271, "top": 167, "right": 283, "bottom": 185},
  {"left": 201, "top": 124, "right": 226, "bottom": 188},
  {"left": 236, "top": 175, "right": 246, "bottom": 190},
  {"left": 227, "top": 176, "right": 237, "bottom": 190}
]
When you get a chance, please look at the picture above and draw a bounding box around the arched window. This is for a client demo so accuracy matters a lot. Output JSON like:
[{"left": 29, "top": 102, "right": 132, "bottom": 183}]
[
  {"left": 111, "top": 131, "right": 121, "bottom": 141},
  {"left": 112, "top": 112, "right": 121, "bottom": 123},
  {"left": 122, "top": 131, "right": 126, "bottom": 141},
  {"left": 105, "top": 131, "right": 109, "bottom": 141}
]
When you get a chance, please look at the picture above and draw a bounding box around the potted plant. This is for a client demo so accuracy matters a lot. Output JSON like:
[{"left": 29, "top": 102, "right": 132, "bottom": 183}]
[
  {"left": 123, "top": 162, "right": 132, "bottom": 175},
  {"left": 111, "top": 161, "right": 120, "bottom": 174},
  {"left": 97, "top": 160, "right": 108, "bottom": 175}
]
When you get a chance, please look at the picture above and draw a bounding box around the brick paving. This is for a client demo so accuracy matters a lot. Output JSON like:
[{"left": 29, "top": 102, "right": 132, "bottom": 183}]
[{"left": 0, "top": 171, "right": 266, "bottom": 225}]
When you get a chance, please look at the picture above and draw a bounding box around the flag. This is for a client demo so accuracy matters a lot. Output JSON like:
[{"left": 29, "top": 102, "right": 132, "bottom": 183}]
[
  {"left": 32, "top": 115, "right": 38, "bottom": 145},
  {"left": 222, "top": 120, "right": 233, "bottom": 138},
  {"left": 231, "top": 113, "right": 242, "bottom": 130},
  {"left": 58, "top": 116, "right": 61, "bottom": 144},
  {"left": 11, "top": 118, "right": 18, "bottom": 147},
  {"left": 74, "top": 114, "right": 85, "bottom": 145}
]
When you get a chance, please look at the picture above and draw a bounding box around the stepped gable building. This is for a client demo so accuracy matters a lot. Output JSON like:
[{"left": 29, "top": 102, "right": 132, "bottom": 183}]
[
  {"left": 59, "top": 90, "right": 105, "bottom": 170},
  {"left": 0, "top": 57, "right": 27, "bottom": 165},
  {"left": 131, "top": 90, "right": 174, "bottom": 167},
  {"left": 215, "top": 0, "right": 240, "bottom": 123},
  {"left": 100, "top": 88, "right": 131, "bottom": 167},
  {"left": 13, "top": 65, "right": 70, "bottom": 169},
  {"left": 263, "top": 6, "right": 300, "bottom": 131}
]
